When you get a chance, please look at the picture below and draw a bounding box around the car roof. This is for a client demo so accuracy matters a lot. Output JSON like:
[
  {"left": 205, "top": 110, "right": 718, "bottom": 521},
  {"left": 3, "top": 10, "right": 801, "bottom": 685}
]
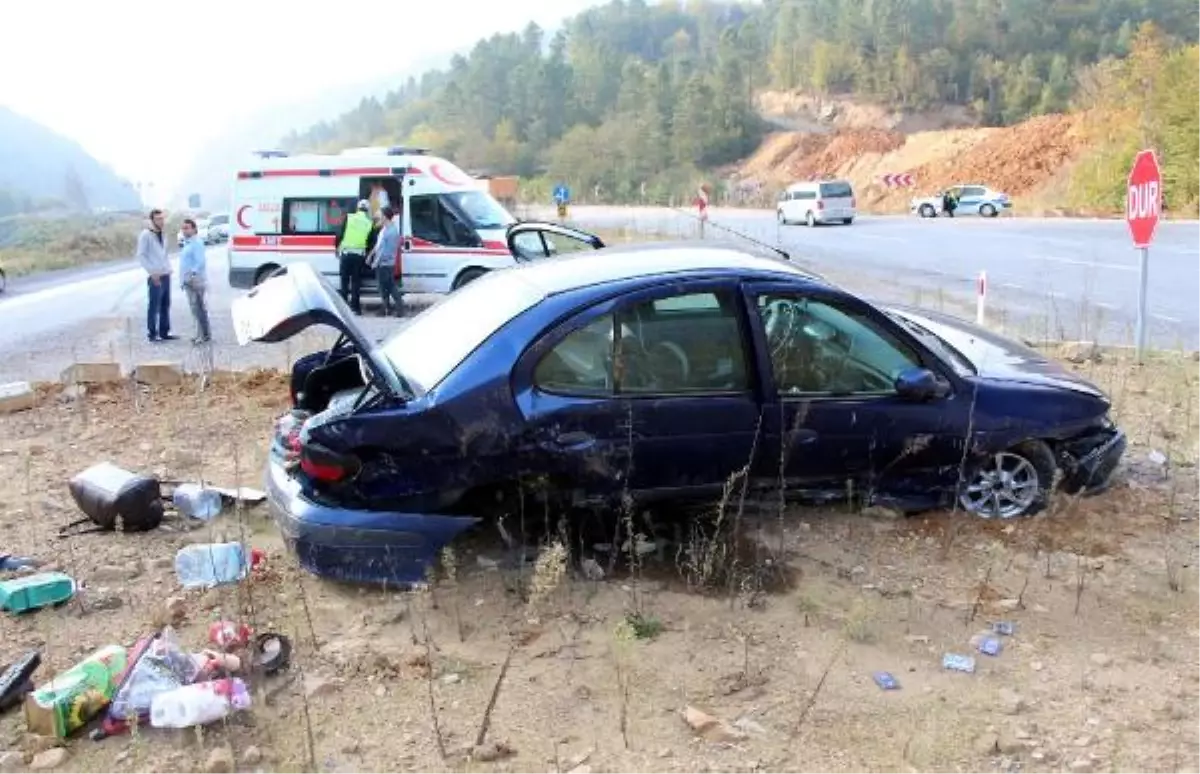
[{"left": 504, "top": 241, "right": 824, "bottom": 297}]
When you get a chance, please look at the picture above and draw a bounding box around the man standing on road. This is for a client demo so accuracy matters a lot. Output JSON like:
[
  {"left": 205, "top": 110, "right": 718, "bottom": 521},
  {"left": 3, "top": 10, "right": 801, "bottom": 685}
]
[
  {"left": 368, "top": 205, "right": 404, "bottom": 317},
  {"left": 334, "top": 199, "right": 372, "bottom": 314},
  {"left": 178, "top": 218, "right": 211, "bottom": 343},
  {"left": 137, "top": 208, "right": 175, "bottom": 342}
]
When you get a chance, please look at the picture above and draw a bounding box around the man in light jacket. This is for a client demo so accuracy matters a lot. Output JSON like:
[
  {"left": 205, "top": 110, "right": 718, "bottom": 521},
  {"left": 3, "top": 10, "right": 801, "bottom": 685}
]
[
  {"left": 178, "top": 218, "right": 210, "bottom": 343},
  {"left": 136, "top": 209, "right": 175, "bottom": 341},
  {"left": 367, "top": 205, "right": 404, "bottom": 317}
]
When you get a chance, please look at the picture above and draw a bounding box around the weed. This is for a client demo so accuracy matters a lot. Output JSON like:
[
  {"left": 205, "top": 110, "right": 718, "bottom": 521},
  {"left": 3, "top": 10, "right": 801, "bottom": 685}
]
[
  {"left": 622, "top": 610, "right": 664, "bottom": 640},
  {"left": 842, "top": 598, "right": 877, "bottom": 644}
]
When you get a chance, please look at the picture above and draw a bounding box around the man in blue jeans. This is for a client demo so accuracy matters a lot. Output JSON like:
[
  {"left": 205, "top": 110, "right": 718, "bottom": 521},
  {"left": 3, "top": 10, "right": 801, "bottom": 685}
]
[
  {"left": 368, "top": 205, "right": 404, "bottom": 316},
  {"left": 136, "top": 209, "right": 175, "bottom": 341}
]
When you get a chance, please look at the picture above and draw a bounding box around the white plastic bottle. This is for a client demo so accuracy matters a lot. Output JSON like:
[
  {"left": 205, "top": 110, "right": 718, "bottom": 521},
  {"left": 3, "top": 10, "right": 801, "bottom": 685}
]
[
  {"left": 174, "top": 542, "right": 248, "bottom": 588},
  {"left": 173, "top": 484, "right": 223, "bottom": 520},
  {"left": 150, "top": 678, "right": 251, "bottom": 728}
]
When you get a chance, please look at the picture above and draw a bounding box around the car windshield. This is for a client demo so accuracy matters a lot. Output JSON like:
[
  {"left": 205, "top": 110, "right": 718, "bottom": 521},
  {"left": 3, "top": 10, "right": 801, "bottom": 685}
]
[
  {"left": 378, "top": 270, "right": 543, "bottom": 395},
  {"left": 887, "top": 312, "right": 976, "bottom": 377},
  {"left": 441, "top": 190, "right": 515, "bottom": 230},
  {"left": 819, "top": 181, "right": 853, "bottom": 198}
]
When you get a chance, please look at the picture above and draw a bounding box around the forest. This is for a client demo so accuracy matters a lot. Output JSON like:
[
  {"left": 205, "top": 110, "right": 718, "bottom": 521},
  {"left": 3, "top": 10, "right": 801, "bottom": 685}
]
[{"left": 283, "top": 0, "right": 1199, "bottom": 205}]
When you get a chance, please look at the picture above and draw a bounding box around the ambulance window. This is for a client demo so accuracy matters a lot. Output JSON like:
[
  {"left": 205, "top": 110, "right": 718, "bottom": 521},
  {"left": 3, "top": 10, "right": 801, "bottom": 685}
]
[
  {"left": 409, "top": 194, "right": 473, "bottom": 245},
  {"left": 283, "top": 198, "right": 355, "bottom": 235}
]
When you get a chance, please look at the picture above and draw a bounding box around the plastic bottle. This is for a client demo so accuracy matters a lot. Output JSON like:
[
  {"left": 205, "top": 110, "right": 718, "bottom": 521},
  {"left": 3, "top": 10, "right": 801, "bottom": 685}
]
[
  {"left": 149, "top": 678, "right": 251, "bottom": 728},
  {"left": 173, "top": 484, "right": 223, "bottom": 521},
  {"left": 174, "top": 543, "right": 248, "bottom": 589}
]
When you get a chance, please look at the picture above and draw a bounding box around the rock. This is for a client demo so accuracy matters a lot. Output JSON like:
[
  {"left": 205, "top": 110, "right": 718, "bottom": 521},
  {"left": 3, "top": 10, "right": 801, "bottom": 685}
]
[
  {"left": 91, "top": 563, "right": 140, "bottom": 582},
  {"left": 1089, "top": 652, "right": 1113, "bottom": 668},
  {"left": 440, "top": 673, "right": 461, "bottom": 685},
  {"left": 1068, "top": 758, "right": 1094, "bottom": 772},
  {"left": 470, "top": 741, "right": 515, "bottom": 762},
  {"left": 0, "top": 382, "right": 35, "bottom": 415},
  {"left": 60, "top": 362, "right": 121, "bottom": 385},
  {"left": 85, "top": 593, "right": 124, "bottom": 612},
  {"left": 998, "top": 688, "right": 1027, "bottom": 715},
  {"left": 904, "top": 634, "right": 931, "bottom": 645},
  {"left": 657, "top": 748, "right": 674, "bottom": 759},
  {"left": 682, "top": 705, "right": 748, "bottom": 744},
  {"left": 1060, "top": 341, "right": 1102, "bottom": 364},
  {"left": 580, "top": 558, "right": 605, "bottom": 581},
  {"left": 59, "top": 384, "right": 88, "bottom": 402},
  {"left": 241, "top": 746, "right": 263, "bottom": 766},
  {"left": 204, "top": 745, "right": 234, "bottom": 774},
  {"left": 30, "top": 748, "right": 68, "bottom": 770},
  {"left": 134, "top": 361, "right": 183, "bottom": 387},
  {"left": 1030, "top": 661, "right": 1044, "bottom": 672},
  {"left": 304, "top": 675, "right": 344, "bottom": 699},
  {"left": 162, "top": 595, "right": 187, "bottom": 625},
  {"left": 1073, "top": 735, "right": 1095, "bottom": 748},
  {"left": 0, "top": 752, "right": 23, "bottom": 773},
  {"left": 373, "top": 685, "right": 386, "bottom": 698},
  {"left": 997, "top": 598, "right": 1021, "bottom": 611},
  {"left": 733, "top": 716, "right": 768, "bottom": 736}
]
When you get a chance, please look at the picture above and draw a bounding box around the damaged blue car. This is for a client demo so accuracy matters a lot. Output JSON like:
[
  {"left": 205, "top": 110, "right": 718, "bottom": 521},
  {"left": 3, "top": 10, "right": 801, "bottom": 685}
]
[{"left": 233, "top": 222, "right": 1126, "bottom": 585}]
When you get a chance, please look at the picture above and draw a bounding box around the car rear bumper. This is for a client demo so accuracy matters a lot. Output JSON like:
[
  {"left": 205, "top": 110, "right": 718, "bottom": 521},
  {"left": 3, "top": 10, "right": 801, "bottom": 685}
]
[
  {"left": 1059, "top": 425, "right": 1127, "bottom": 495},
  {"left": 265, "top": 458, "right": 478, "bottom": 585}
]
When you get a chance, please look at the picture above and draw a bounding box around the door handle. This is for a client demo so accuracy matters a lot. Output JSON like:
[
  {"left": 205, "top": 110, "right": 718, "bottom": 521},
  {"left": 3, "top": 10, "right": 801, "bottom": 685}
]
[
  {"left": 790, "top": 429, "right": 819, "bottom": 446},
  {"left": 542, "top": 431, "right": 595, "bottom": 451}
]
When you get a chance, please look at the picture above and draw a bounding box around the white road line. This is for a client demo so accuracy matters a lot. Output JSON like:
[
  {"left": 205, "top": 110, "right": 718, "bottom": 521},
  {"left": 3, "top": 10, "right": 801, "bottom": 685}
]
[
  {"left": 1152, "top": 314, "right": 1182, "bottom": 323},
  {"left": 1033, "top": 254, "right": 1138, "bottom": 272}
]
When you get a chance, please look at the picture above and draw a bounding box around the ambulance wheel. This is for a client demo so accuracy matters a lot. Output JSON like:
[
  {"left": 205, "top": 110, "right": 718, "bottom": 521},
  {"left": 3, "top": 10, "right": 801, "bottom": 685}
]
[
  {"left": 254, "top": 264, "right": 282, "bottom": 286},
  {"left": 453, "top": 268, "right": 488, "bottom": 290}
]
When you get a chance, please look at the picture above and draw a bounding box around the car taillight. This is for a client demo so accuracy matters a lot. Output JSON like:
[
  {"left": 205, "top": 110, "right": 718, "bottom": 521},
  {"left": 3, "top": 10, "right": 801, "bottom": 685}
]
[{"left": 300, "top": 441, "right": 361, "bottom": 484}]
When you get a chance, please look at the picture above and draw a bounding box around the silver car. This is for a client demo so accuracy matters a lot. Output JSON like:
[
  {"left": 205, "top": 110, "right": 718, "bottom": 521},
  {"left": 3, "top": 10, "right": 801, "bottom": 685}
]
[{"left": 911, "top": 185, "right": 1012, "bottom": 218}]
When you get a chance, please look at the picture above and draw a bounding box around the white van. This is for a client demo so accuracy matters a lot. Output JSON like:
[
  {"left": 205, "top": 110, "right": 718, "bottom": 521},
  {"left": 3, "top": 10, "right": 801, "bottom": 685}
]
[
  {"left": 228, "top": 147, "right": 518, "bottom": 293},
  {"left": 777, "top": 180, "right": 856, "bottom": 226}
]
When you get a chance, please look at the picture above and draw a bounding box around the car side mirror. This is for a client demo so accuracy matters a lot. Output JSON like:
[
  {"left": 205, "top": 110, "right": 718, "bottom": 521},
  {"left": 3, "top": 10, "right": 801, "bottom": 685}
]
[{"left": 894, "top": 367, "right": 947, "bottom": 401}]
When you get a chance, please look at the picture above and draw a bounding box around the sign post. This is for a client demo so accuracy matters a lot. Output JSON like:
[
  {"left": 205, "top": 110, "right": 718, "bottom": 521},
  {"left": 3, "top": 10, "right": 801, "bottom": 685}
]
[
  {"left": 1125, "top": 149, "right": 1161, "bottom": 363},
  {"left": 553, "top": 183, "right": 570, "bottom": 220}
]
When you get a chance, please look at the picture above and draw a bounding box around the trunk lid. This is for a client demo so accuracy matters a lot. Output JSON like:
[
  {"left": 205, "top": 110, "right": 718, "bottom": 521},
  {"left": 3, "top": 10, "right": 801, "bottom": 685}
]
[{"left": 231, "top": 263, "right": 407, "bottom": 399}]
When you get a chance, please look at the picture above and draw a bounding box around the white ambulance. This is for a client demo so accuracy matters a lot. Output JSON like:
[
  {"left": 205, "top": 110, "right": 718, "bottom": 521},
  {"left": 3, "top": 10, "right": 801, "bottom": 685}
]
[{"left": 228, "top": 147, "right": 523, "bottom": 293}]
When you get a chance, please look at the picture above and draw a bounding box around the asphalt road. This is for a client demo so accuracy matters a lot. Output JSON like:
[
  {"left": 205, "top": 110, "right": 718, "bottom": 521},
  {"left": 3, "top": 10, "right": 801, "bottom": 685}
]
[
  {"left": 555, "top": 206, "right": 1199, "bottom": 350},
  {"left": 0, "top": 210, "right": 1195, "bottom": 383}
]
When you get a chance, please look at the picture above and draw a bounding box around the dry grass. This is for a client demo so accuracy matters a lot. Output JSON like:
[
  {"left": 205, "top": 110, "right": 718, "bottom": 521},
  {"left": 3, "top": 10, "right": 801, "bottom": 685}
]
[{"left": 0, "top": 339, "right": 1195, "bottom": 772}]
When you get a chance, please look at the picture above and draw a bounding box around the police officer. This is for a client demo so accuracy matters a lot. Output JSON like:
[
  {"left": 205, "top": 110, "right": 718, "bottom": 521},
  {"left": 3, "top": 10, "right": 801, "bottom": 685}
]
[{"left": 335, "top": 200, "right": 372, "bottom": 313}]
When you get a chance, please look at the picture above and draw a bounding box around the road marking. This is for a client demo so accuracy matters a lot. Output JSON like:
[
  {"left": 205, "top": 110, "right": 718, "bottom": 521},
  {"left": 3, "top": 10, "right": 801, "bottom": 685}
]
[
  {"left": 1152, "top": 314, "right": 1182, "bottom": 323},
  {"left": 1034, "top": 254, "right": 1138, "bottom": 272}
]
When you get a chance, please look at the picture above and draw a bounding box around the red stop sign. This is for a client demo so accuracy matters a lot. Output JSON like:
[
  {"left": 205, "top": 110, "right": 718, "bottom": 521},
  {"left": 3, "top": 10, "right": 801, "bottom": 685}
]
[{"left": 1126, "top": 149, "right": 1162, "bottom": 248}]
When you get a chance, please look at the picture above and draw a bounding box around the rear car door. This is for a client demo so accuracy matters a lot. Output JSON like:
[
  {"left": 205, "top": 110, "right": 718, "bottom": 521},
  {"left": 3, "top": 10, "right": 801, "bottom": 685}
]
[
  {"left": 956, "top": 186, "right": 987, "bottom": 216},
  {"left": 513, "top": 280, "right": 766, "bottom": 504},
  {"left": 745, "top": 282, "right": 967, "bottom": 506}
]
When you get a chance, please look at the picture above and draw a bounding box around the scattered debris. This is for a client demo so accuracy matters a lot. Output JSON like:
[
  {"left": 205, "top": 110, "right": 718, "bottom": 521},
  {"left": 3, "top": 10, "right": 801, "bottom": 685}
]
[
  {"left": 992, "top": 621, "right": 1016, "bottom": 636},
  {"left": 942, "top": 653, "right": 976, "bottom": 673},
  {"left": 977, "top": 636, "right": 1003, "bottom": 656},
  {"left": 29, "top": 747, "right": 68, "bottom": 771},
  {"left": 682, "top": 705, "right": 749, "bottom": 744},
  {"left": 872, "top": 671, "right": 900, "bottom": 690}
]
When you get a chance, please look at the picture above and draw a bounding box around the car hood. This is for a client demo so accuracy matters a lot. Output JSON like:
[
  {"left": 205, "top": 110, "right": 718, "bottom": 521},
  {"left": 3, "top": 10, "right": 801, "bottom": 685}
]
[
  {"left": 886, "top": 305, "right": 1105, "bottom": 398},
  {"left": 230, "top": 263, "right": 406, "bottom": 398}
]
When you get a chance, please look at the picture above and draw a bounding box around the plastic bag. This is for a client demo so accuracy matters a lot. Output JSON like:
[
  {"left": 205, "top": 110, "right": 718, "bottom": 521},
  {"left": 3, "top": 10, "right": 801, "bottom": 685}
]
[{"left": 107, "top": 628, "right": 199, "bottom": 723}]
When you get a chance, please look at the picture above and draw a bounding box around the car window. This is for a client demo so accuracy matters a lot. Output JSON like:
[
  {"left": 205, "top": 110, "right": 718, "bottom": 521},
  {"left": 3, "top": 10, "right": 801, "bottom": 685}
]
[
  {"left": 512, "top": 229, "right": 600, "bottom": 260},
  {"left": 209, "top": 215, "right": 229, "bottom": 226},
  {"left": 962, "top": 186, "right": 986, "bottom": 197},
  {"left": 756, "top": 293, "right": 921, "bottom": 397},
  {"left": 819, "top": 181, "right": 853, "bottom": 199},
  {"left": 534, "top": 316, "right": 615, "bottom": 395},
  {"left": 616, "top": 291, "right": 749, "bottom": 395},
  {"left": 284, "top": 198, "right": 355, "bottom": 235}
]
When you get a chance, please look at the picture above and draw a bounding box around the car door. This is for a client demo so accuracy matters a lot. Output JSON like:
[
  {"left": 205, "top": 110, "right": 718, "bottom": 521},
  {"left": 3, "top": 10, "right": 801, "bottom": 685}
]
[
  {"left": 956, "top": 186, "right": 987, "bottom": 216},
  {"left": 513, "top": 280, "right": 765, "bottom": 504},
  {"left": 400, "top": 191, "right": 481, "bottom": 293},
  {"left": 506, "top": 222, "right": 605, "bottom": 261},
  {"left": 744, "top": 282, "right": 968, "bottom": 506}
]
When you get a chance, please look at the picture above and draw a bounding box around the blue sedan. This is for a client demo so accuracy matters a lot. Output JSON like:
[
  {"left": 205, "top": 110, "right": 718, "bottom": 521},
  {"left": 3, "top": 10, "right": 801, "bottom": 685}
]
[{"left": 232, "top": 224, "right": 1125, "bottom": 584}]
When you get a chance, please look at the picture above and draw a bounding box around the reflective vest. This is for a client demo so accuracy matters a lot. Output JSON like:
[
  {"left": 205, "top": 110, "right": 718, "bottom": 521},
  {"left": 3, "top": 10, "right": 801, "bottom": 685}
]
[{"left": 340, "top": 211, "right": 371, "bottom": 252}]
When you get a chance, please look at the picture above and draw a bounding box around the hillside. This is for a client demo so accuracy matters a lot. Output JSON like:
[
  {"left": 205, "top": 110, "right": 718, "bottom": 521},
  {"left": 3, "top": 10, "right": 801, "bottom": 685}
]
[
  {"left": 0, "top": 106, "right": 140, "bottom": 215},
  {"left": 284, "top": 0, "right": 1195, "bottom": 199}
]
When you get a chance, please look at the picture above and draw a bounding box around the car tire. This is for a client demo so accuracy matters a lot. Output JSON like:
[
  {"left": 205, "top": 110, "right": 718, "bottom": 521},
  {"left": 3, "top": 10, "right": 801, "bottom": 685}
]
[
  {"left": 253, "top": 264, "right": 282, "bottom": 286},
  {"left": 777, "top": 210, "right": 787, "bottom": 226},
  {"left": 806, "top": 211, "right": 817, "bottom": 227},
  {"left": 842, "top": 217, "right": 853, "bottom": 225},
  {"left": 958, "top": 440, "right": 1056, "bottom": 519},
  {"left": 453, "top": 267, "right": 488, "bottom": 289},
  {"left": 919, "top": 204, "right": 936, "bottom": 218},
  {"left": 980, "top": 203, "right": 998, "bottom": 218}
]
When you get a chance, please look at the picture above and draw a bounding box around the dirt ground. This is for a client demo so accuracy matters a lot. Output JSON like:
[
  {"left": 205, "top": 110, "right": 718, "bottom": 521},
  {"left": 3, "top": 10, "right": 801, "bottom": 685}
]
[{"left": 0, "top": 351, "right": 1197, "bottom": 773}]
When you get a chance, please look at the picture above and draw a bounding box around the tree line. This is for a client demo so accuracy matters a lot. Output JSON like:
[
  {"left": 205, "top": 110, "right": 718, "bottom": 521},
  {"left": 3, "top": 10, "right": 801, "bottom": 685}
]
[{"left": 283, "top": 0, "right": 1199, "bottom": 204}]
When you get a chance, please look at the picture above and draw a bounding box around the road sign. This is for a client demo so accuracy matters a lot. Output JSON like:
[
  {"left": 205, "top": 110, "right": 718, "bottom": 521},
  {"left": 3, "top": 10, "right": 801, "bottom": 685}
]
[
  {"left": 1126, "top": 149, "right": 1161, "bottom": 248},
  {"left": 881, "top": 173, "right": 915, "bottom": 188},
  {"left": 1126, "top": 148, "right": 1161, "bottom": 362},
  {"left": 553, "top": 184, "right": 570, "bottom": 205}
]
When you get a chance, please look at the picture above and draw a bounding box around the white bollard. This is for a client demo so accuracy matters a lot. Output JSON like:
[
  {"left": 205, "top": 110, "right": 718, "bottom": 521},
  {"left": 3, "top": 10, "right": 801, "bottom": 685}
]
[{"left": 976, "top": 270, "right": 987, "bottom": 326}]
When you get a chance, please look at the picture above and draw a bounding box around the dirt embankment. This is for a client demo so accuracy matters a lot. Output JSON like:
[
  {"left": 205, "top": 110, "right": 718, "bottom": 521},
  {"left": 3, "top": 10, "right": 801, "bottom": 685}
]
[{"left": 738, "top": 91, "right": 1093, "bottom": 213}]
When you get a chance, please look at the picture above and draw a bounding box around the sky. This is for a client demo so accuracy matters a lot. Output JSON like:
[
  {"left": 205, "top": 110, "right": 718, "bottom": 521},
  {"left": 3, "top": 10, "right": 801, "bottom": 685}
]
[{"left": 0, "top": 0, "right": 604, "bottom": 204}]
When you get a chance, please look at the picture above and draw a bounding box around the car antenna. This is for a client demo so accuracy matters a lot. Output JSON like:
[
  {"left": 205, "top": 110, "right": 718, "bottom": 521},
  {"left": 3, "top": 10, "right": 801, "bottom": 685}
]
[{"left": 664, "top": 203, "right": 832, "bottom": 284}]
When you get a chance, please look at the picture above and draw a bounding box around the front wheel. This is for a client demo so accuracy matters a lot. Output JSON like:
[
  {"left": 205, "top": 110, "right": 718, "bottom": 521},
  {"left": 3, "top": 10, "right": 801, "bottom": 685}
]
[
  {"left": 980, "top": 203, "right": 998, "bottom": 218},
  {"left": 842, "top": 218, "right": 854, "bottom": 225},
  {"left": 806, "top": 211, "right": 817, "bottom": 227},
  {"left": 958, "top": 440, "right": 1056, "bottom": 519},
  {"left": 453, "top": 267, "right": 488, "bottom": 290},
  {"left": 919, "top": 204, "right": 936, "bottom": 218},
  {"left": 777, "top": 210, "right": 787, "bottom": 226}
]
